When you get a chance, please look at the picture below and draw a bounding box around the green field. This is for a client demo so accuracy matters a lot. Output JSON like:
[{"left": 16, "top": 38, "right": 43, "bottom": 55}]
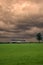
[{"left": 0, "top": 43, "right": 43, "bottom": 65}]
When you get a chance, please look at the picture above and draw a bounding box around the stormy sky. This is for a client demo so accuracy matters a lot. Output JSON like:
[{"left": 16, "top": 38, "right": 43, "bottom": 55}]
[{"left": 0, "top": 0, "right": 43, "bottom": 42}]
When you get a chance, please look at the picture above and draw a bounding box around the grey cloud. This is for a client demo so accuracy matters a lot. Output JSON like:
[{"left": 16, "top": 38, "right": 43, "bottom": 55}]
[{"left": 0, "top": 0, "right": 43, "bottom": 41}]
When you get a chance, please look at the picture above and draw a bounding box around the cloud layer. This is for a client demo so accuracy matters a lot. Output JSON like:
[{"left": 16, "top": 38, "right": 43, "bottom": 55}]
[{"left": 0, "top": 0, "right": 43, "bottom": 42}]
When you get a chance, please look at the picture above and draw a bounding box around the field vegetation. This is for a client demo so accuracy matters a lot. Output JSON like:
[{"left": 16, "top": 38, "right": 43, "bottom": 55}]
[{"left": 0, "top": 43, "right": 43, "bottom": 65}]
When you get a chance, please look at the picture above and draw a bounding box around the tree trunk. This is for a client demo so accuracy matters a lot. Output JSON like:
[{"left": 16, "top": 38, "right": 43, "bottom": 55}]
[{"left": 39, "top": 40, "right": 40, "bottom": 43}]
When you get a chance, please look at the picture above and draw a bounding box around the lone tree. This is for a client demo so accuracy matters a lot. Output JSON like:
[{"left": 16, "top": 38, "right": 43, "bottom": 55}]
[{"left": 36, "top": 33, "right": 42, "bottom": 43}]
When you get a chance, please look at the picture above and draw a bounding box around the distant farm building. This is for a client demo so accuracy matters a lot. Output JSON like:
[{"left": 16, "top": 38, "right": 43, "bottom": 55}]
[{"left": 11, "top": 39, "right": 26, "bottom": 43}]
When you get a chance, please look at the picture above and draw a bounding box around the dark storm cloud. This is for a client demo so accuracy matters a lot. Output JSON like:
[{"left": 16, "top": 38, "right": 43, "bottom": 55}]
[{"left": 16, "top": 15, "right": 43, "bottom": 31}]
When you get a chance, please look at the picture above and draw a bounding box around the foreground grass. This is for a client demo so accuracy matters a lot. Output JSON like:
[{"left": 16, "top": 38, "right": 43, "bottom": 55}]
[{"left": 0, "top": 43, "right": 43, "bottom": 65}]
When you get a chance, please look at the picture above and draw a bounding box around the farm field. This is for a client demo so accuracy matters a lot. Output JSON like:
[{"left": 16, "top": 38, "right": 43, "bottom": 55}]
[{"left": 0, "top": 43, "right": 43, "bottom": 65}]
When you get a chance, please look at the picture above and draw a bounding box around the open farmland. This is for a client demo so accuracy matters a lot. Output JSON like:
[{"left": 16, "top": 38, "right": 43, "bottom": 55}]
[{"left": 0, "top": 43, "right": 43, "bottom": 65}]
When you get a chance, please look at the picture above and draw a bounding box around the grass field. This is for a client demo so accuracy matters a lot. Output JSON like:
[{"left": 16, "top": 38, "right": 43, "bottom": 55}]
[{"left": 0, "top": 43, "right": 43, "bottom": 65}]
